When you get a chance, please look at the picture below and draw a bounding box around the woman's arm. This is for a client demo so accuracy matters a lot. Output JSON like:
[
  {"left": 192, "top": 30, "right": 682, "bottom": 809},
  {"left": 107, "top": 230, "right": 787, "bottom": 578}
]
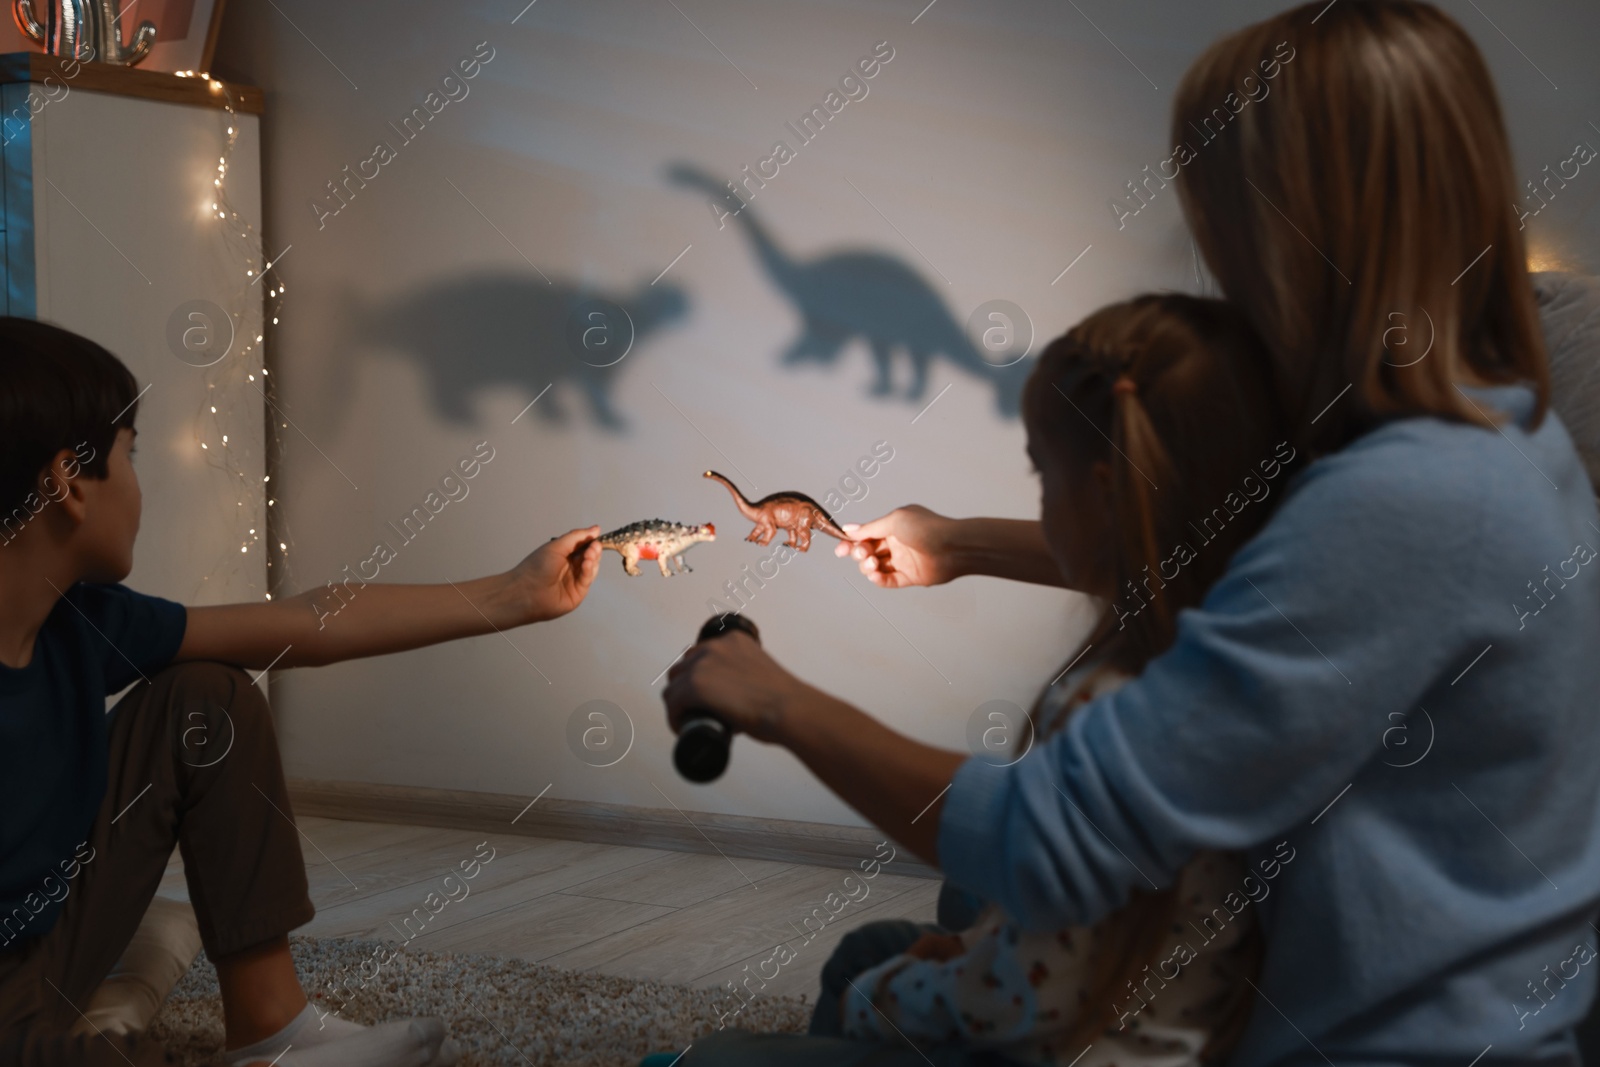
[
  {"left": 176, "top": 526, "right": 601, "bottom": 670},
  {"left": 671, "top": 436, "right": 1503, "bottom": 931},
  {"left": 662, "top": 634, "right": 962, "bottom": 865},
  {"left": 836, "top": 506, "right": 1071, "bottom": 590}
]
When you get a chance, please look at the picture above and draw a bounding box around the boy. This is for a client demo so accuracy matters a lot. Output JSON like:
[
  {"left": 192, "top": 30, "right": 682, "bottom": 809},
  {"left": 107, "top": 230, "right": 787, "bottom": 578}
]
[{"left": 0, "top": 317, "right": 603, "bottom": 1066}]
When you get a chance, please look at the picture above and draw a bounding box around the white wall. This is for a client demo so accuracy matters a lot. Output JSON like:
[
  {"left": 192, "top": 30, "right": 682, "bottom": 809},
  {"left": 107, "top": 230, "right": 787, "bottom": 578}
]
[{"left": 211, "top": 0, "right": 1600, "bottom": 826}]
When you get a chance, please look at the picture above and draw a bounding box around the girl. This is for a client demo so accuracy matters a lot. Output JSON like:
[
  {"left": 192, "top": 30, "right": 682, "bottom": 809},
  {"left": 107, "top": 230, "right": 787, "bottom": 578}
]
[
  {"left": 645, "top": 293, "right": 1294, "bottom": 1067},
  {"left": 829, "top": 294, "right": 1293, "bottom": 1066}
]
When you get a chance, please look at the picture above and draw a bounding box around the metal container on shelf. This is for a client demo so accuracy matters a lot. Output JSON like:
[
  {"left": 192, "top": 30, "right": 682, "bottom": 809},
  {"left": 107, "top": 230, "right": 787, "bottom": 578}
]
[{"left": 13, "top": 0, "right": 157, "bottom": 67}]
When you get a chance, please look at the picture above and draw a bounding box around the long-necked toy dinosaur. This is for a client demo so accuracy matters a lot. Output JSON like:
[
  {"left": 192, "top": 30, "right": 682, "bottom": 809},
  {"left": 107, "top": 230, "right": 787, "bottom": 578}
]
[{"left": 703, "top": 471, "right": 851, "bottom": 552}]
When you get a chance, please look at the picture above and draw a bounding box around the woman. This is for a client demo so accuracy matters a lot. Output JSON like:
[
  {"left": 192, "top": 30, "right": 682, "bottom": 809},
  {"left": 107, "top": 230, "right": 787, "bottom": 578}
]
[{"left": 664, "top": 2, "right": 1600, "bottom": 1065}]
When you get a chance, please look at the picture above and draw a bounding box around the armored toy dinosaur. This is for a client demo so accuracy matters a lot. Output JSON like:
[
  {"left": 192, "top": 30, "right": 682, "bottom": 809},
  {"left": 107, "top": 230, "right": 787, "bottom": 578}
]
[
  {"left": 598, "top": 520, "right": 716, "bottom": 577},
  {"left": 703, "top": 471, "right": 851, "bottom": 552}
]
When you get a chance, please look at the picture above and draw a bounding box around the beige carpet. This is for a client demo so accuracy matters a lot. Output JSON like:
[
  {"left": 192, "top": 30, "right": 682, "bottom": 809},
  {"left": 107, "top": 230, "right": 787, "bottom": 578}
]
[{"left": 146, "top": 936, "right": 810, "bottom": 1066}]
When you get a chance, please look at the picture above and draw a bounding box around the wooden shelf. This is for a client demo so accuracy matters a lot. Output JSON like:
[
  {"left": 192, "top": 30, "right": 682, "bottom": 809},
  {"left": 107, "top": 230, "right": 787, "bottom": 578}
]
[{"left": 0, "top": 52, "right": 262, "bottom": 114}]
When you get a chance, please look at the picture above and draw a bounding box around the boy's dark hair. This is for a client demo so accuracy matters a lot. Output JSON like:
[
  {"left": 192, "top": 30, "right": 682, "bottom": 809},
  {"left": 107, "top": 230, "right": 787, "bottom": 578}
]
[{"left": 0, "top": 317, "right": 139, "bottom": 517}]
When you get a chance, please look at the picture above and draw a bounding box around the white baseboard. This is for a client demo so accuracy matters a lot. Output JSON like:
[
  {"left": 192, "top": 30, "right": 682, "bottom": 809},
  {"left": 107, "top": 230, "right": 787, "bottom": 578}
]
[{"left": 286, "top": 778, "right": 940, "bottom": 880}]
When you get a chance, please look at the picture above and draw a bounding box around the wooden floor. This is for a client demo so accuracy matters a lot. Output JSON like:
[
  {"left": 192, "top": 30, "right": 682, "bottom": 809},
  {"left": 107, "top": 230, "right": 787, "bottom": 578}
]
[{"left": 159, "top": 816, "right": 940, "bottom": 1001}]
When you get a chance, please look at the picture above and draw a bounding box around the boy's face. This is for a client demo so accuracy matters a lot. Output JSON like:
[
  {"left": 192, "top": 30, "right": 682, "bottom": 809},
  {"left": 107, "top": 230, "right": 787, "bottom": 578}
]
[{"left": 74, "top": 427, "right": 142, "bottom": 583}]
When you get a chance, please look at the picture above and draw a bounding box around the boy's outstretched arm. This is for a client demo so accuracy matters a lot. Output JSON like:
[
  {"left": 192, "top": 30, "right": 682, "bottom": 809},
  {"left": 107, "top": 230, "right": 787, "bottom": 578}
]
[{"left": 176, "top": 526, "right": 602, "bottom": 670}]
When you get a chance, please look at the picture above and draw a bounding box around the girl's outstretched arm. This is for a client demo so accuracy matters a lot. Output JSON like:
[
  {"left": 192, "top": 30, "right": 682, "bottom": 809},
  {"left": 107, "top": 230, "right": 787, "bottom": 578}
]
[
  {"left": 836, "top": 506, "right": 1071, "bottom": 590},
  {"left": 175, "top": 526, "right": 602, "bottom": 670}
]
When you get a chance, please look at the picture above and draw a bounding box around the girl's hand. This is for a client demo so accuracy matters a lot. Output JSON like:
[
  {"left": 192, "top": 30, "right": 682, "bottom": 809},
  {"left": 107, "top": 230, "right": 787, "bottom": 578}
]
[
  {"left": 662, "top": 631, "right": 808, "bottom": 744},
  {"left": 904, "top": 932, "right": 966, "bottom": 962},
  {"left": 835, "top": 506, "right": 961, "bottom": 589},
  {"left": 505, "top": 526, "right": 602, "bottom": 624}
]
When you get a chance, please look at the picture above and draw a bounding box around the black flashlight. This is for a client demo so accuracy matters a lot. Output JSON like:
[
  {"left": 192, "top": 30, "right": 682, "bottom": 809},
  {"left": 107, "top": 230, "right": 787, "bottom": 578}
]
[{"left": 673, "top": 612, "right": 760, "bottom": 783}]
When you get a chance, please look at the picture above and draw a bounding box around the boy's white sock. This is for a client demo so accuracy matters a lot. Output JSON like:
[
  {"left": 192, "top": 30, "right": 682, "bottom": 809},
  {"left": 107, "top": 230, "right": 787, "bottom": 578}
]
[
  {"left": 300, "top": 1004, "right": 365, "bottom": 1042},
  {"left": 222, "top": 1005, "right": 458, "bottom": 1067}
]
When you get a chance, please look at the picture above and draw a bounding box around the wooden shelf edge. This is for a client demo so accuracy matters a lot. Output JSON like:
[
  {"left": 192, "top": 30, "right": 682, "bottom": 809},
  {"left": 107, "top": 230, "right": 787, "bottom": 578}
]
[{"left": 0, "top": 52, "right": 262, "bottom": 114}]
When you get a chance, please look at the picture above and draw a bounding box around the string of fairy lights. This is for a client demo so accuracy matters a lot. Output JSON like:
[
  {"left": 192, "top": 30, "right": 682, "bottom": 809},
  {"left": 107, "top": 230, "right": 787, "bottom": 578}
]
[{"left": 175, "top": 71, "right": 291, "bottom": 602}]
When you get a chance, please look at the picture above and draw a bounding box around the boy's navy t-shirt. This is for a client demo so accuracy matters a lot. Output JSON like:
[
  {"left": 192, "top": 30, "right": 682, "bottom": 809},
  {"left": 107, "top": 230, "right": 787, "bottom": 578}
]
[{"left": 0, "top": 583, "right": 187, "bottom": 947}]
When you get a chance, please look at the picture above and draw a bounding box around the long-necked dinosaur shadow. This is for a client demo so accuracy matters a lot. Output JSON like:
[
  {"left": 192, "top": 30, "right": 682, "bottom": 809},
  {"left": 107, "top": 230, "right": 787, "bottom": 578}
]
[
  {"left": 359, "top": 273, "right": 689, "bottom": 432},
  {"left": 667, "top": 162, "right": 1027, "bottom": 418}
]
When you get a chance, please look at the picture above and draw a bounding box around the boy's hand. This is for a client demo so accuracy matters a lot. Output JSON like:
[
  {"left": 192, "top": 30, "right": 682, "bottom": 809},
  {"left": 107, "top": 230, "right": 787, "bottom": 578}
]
[{"left": 505, "top": 526, "right": 602, "bottom": 624}]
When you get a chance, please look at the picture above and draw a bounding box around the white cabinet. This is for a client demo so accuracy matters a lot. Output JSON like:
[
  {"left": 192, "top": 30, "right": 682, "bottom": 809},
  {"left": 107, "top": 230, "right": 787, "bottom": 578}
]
[{"left": 0, "top": 55, "right": 270, "bottom": 607}]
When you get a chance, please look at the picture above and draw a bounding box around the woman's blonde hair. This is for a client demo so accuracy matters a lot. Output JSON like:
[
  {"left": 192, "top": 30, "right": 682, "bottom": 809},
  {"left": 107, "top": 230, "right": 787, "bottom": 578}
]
[{"left": 1174, "top": 0, "right": 1549, "bottom": 459}]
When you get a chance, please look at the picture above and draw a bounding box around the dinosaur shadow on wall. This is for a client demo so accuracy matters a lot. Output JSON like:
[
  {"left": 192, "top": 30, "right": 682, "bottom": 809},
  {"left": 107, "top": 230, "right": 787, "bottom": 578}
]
[
  {"left": 361, "top": 273, "right": 689, "bottom": 432},
  {"left": 667, "top": 162, "right": 1027, "bottom": 418}
]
